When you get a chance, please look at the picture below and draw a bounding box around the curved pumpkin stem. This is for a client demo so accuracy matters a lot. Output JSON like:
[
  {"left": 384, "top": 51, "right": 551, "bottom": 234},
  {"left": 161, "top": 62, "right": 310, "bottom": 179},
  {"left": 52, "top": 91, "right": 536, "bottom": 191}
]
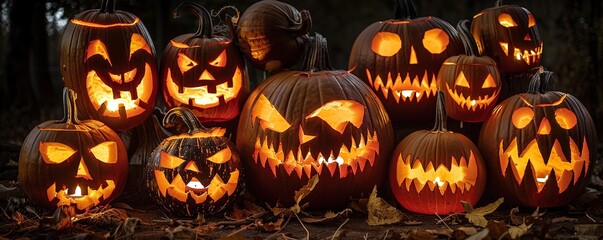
[
  {"left": 163, "top": 107, "right": 211, "bottom": 134},
  {"left": 457, "top": 20, "right": 479, "bottom": 56},
  {"left": 431, "top": 90, "right": 448, "bottom": 132},
  {"left": 527, "top": 67, "right": 553, "bottom": 94},
  {"left": 495, "top": 0, "right": 504, "bottom": 7},
  {"left": 174, "top": 1, "right": 213, "bottom": 38},
  {"left": 301, "top": 33, "right": 333, "bottom": 72},
  {"left": 394, "top": 0, "right": 418, "bottom": 20},
  {"left": 60, "top": 88, "right": 80, "bottom": 124},
  {"left": 99, "top": 0, "right": 116, "bottom": 13}
]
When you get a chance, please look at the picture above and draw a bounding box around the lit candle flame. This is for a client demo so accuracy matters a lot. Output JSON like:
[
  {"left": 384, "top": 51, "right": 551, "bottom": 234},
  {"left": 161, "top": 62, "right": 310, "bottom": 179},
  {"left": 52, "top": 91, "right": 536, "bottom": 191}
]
[
  {"left": 433, "top": 177, "right": 445, "bottom": 187},
  {"left": 107, "top": 101, "right": 119, "bottom": 112},
  {"left": 536, "top": 175, "right": 549, "bottom": 183},
  {"left": 318, "top": 156, "right": 344, "bottom": 165},
  {"left": 401, "top": 90, "right": 414, "bottom": 98},
  {"left": 470, "top": 100, "right": 476, "bottom": 106},
  {"left": 186, "top": 181, "right": 206, "bottom": 189},
  {"left": 70, "top": 185, "right": 83, "bottom": 198},
  {"left": 516, "top": 53, "right": 522, "bottom": 60}
]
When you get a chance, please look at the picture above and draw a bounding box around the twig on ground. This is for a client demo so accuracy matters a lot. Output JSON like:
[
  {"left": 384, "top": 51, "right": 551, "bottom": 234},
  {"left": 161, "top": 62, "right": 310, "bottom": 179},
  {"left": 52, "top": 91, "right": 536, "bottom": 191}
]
[
  {"left": 330, "top": 218, "right": 349, "bottom": 240},
  {"left": 436, "top": 213, "right": 452, "bottom": 231}
]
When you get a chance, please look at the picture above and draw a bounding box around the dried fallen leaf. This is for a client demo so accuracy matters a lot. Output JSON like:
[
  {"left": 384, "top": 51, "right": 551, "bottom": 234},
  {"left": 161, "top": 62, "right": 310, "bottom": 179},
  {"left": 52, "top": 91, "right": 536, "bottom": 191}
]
[
  {"left": 425, "top": 229, "right": 453, "bottom": 238},
  {"left": 367, "top": 186, "right": 405, "bottom": 226},
  {"left": 574, "top": 223, "right": 603, "bottom": 237},
  {"left": 508, "top": 223, "right": 532, "bottom": 239},
  {"left": 11, "top": 211, "right": 24, "bottom": 224},
  {"left": 52, "top": 206, "right": 75, "bottom": 231},
  {"left": 462, "top": 198, "right": 503, "bottom": 227},
  {"left": 466, "top": 228, "right": 489, "bottom": 240},
  {"left": 256, "top": 217, "right": 284, "bottom": 232},
  {"left": 348, "top": 198, "right": 369, "bottom": 214},
  {"left": 112, "top": 218, "right": 140, "bottom": 240},
  {"left": 551, "top": 216, "right": 578, "bottom": 223},
  {"left": 486, "top": 220, "right": 508, "bottom": 240},
  {"left": 292, "top": 175, "right": 319, "bottom": 213},
  {"left": 456, "top": 226, "right": 478, "bottom": 236},
  {"left": 408, "top": 229, "right": 436, "bottom": 240},
  {"left": 225, "top": 200, "right": 265, "bottom": 220},
  {"left": 300, "top": 208, "right": 351, "bottom": 223}
]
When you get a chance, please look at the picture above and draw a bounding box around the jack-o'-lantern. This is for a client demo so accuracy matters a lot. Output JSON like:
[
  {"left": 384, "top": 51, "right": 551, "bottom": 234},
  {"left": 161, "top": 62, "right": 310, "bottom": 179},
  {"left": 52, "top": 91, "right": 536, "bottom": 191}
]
[
  {"left": 437, "top": 20, "right": 501, "bottom": 122},
  {"left": 237, "top": 34, "right": 394, "bottom": 210},
  {"left": 479, "top": 69, "right": 597, "bottom": 207},
  {"left": 146, "top": 107, "right": 243, "bottom": 217},
  {"left": 390, "top": 91, "right": 486, "bottom": 214},
  {"left": 60, "top": 0, "right": 158, "bottom": 131},
  {"left": 471, "top": 0, "right": 543, "bottom": 73},
  {"left": 161, "top": 2, "right": 249, "bottom": 123},
  {"left": 19, "top": 88, "right": 128, "bottom": 211},
  {"left": 348, "top": 0, "right": 464, "bottom": 125},
  {"left": 236, "top": 0, "right": 312, "bottom": 72}
]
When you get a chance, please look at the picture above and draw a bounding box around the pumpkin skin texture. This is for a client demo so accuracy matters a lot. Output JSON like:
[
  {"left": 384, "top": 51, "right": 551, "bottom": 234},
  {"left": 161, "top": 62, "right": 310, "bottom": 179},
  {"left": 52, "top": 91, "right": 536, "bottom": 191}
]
[
  {"left": 348, "top": 0, "right": 464, "bottom": 126},
  {"left": 437, "top": 20, "right": 501, "bottom": 123},
  {"left": 471, "top": 0, "right": 543, "bottom": 73},
  {"left": 389, "top": 91, "right": 486, "bottom": 214},
  {"left": 146, "top": 107, "right": 243, "bottom": 217},
  {"left": 237, "top": 34, "right": 394, "bottom": 210},
  {"left": 161, "top": 2, "right": 249, "bottom": 123},
  {"left": 19, "top": 88, "right": 128, "bottom": 211},
  {"left": 236, "top": 0, "right": 311, "bottom": 72},
  {"left": 60, "top": 0, "right": 158, "bottom": 131},
  {"left": 479, "top": 70, "right": 597, "bottom": 208}
]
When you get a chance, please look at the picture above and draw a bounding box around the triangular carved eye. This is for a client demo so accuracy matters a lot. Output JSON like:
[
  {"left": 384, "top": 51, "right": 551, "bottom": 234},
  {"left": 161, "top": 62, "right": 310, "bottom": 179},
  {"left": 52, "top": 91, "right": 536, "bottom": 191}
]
[
  {"left": 251, "top": 94, "right": 291, "bottom": 133},
  {"left": 527, "top": 13, "right": 536, "bottom": 27},
  {"left": 455, "top": 72, "right": 469, "bottom": 88},
  {"left": 207, "top": 148, "right": 232, "bottom": 164},
  {"left": 209, "top": 50, "right": 227, "bottom": 67},
  {"left": 160, "top": 151, "right": 186, "bottom": 169},
  {"left": 39, "top": 142, "right": 76, "bottom": 164},
  {"left": 498, "top": 13, "right": 518, "bottom": 27},
  {"left": 305, "top": 100, "right": 365, "bottom": 134},
  {"left": 129, "top": 33, "right": 152, "bottom": 58},
  {"left": 90, "top": 141, "right": 117, "bottom": 164},
  {"left": 481, "top": 74, "right": 497, "bottom": 88},
  {"left": 177, "top": 53, "right": 198, "bottom": 73},
  {"left": 86, "top": 40, "right": 111, "bottom": 65}
]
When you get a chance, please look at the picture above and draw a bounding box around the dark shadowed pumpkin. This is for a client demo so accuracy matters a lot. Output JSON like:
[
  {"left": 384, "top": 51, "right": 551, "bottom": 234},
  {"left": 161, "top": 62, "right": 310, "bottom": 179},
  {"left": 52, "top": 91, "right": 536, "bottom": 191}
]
[
  {"left": 437, "top": 20, "right": 501, "bottom": 123},
  {"left": 235, "top": 0, "right": 311, "bottom": 72},
  {"left": 389, "top": 91, "right": 486, "bottom": 214},
  {"left": 19, "top": 88, "right": 128, "bottom": 211},
  {"left": 471, "top": 0, "right": 543, "bottom": 73},
  {"left": 146, "top": 107, "right": 243, "bottom": 217},
  {"left": 237, "top": 34, "right": 394, "bottom": 210},
  {"left": 60, "top": 0, "right": 158, "bottom": 131},
  {"left": 479, "top": 69, "right": 596, "bottom": 207},
  {"left": 161, "top": 2, "right": 249, "bottom": 123},
  {"left": 348, "top": 0, "right": 464, "bottom": 126}
]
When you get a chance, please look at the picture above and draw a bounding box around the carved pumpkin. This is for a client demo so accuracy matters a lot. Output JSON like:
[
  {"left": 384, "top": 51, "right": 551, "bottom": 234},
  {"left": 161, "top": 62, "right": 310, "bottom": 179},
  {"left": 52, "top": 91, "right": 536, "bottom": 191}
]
[
  {"left": 237, "top": 34, "right": 394, "bottom": 210},
  {"left": 146, "top": 107, "right": 243, "bottom": 216},
  {"left": 389, "top": 91, "right": 486, "bottom": 214},
  {"left": 348, "top": 0, "right": 464, "bottom": 125},
  {"left": 479, "top": 69, "right": 597, "bottom": 207},
  {"left": 161, "top": 2, "right": 249, "bottom": 123},
  {"left": 19, "top": 88, "right": 128, "bottom": 211},
  {"left": 471, "top": 0, "right": 543, "bottom": 73},
  {"left": 236, "top": 0, "right": 311, "bottom": 72},
  {"left": 437, "top": 20, "right": 501, "bottom": 122},
  {"left": 60, "top": 0, "right": 158, "bottom": 131}
]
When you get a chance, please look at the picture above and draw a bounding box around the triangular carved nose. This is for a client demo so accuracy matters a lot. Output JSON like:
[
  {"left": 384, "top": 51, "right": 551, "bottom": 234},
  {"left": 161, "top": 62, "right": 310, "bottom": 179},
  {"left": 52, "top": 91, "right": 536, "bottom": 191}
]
[
  {"left": 199, "top": 70, "right": 215, "bottom": 81},
  {"left": 185, "top": 161, "right": 200, "bottom": 173},
  {"left": 524, "top": 33, "right": 532, "bottom": 41},
  {"left": 409, "top": 46, "right": 418, "bottom": 64},
  {"left": 537, "top": 118, "right": 551, "bottom": 135},
  {"left": 76, "top": 158, "right": 92, "bottom": 180}
]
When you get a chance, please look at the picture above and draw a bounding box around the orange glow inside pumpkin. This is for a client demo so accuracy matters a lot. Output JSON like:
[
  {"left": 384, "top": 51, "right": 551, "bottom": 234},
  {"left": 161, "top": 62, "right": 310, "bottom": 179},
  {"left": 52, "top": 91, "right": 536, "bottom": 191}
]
[
  {"left": 555, "top": 108, "right": 577, "bottom": 129},
  {"left": 251, "top": 94, "right": 291, "bottom": 133},
  {"left": 444, "top": 71, "right": 500, "bottom": 111},
  {"left": 207, "top": 148, "right": 232, "bottom": 164},
  {"left": 154, "top": 167, "right": 239, "bottom": 203},
  {"left": 371, "top": 32, "right": 402, "bottom": 57},
  {"left": 165, "top": 68, "right": 243, "bottom": 109},
  {"left": 422, "top": 28, "right": 449, "bottom": 54},
  {"left": 511, "top": 107, "right": 534, "bottom": 129},
  {"left": 89, "top": 141, "right": 117, "bottom": 163},
  {"left": 528, "top": 13, "right": 536, "bottom": 27},
  {"left": 498, "top": 13, "right": 518, "bottom": 27},
  {"left": 305, "top": 100, "right": 365, "bottom": 134},
  {"left": 39, "top": 142, "right": 76, "bottom": 164},
  {"left": 46, "top": 180, "right": 116, "bottom": 210},
  {"left": 395, "top": 151, "right": 478, "bottom": 195},
  {"left": 499, "top": 42, "right": 543, "bottom": 65},
  {"left": 365, "top": 69, "right": 438, "bottom": 103},
  {"left": 72, "top": 18, "right": 139, "bottom": 28},
  {"left": 165, "top": 127, "right": 226, "bottom": 141}
]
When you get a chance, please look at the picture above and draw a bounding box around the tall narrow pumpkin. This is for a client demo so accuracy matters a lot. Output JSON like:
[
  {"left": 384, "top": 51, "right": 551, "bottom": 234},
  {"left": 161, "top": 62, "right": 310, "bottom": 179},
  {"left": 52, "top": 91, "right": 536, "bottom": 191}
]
[
  {"left": 479, "top": 69, "right": 596, "bottom": 207},
  {"left": 60, "top": 0, "right": 158, "bottom": 131},
  {"left": 161, "top": 2, "right": 249, "bottom": 123},
  {"left": 237, "top": 34, "right": 394, "bottom": 209},
  {"left": 389, "top": 91, "right": 486, "bottom": 214},
  {"left": 348, "top": 0, "right": 464, "bottom": 125}
]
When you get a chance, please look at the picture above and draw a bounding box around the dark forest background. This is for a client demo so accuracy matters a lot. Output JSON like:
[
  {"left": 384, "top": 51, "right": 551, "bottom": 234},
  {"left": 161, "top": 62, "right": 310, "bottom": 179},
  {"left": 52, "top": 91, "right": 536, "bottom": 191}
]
[{"left": 0, "top": 0, "right": 601, "bottom": 144}]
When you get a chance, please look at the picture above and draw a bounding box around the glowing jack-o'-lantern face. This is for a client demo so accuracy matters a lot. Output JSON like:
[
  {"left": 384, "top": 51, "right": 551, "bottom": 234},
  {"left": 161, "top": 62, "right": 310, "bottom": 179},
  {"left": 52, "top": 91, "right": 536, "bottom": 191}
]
[
  {"left": 60, "top": 2, "right": 158, "bottom": 131},
  {"left": 471, "top": 2, "right": 543, "bottom": 73},
  {"left": 479, "top": 77, "right": 597, "bottom": 207},
  {"left": 147, "top": 108, "right": 243, "bottom": 217},
  {"left": 237, "top": 34, "right": 394, "bottom": 209},
  {"left": 350, "top": 15, "right": 465, "bottom": 124},
  {"left": 438, "top": 55, "right": 501, "bottom": 122},
  {"left": 19, "top": 89, "right": 128, "bottom": 211}
]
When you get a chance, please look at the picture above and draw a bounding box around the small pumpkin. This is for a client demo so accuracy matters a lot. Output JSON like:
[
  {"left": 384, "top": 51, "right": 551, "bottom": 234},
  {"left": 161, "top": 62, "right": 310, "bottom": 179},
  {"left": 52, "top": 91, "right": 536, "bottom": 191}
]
[
  {"left": 437, "top": 20, "right": 501, "bottom": 122},
  {"left": 19, "top": 88, "right": 128, "bottom": 211},
  {"left": 348, "top": 0, "right": 464, "bottom": 125},
  {"left": 60, "top": 0, "right": 158, "bottom": 131},
  {"left": 479, "top": 69, "right": 597, "bottom": 207},
  {"left": 471, "top": 0, "right": 543, "bottom": 73},
  {"left": 161, "top": 2, "right": 249, "bottom": 123},
  {"left": 237, "top": 34, "right": 394, "bottom": 210},
  {"left": 389, "top": 91, "right": 486, "bottom": 214},
  {"left": 235, "top": 0, "right": 311, "bottom": 72},
  {"left": 146, "top": 107, "right": 243, "bottom": 217}
]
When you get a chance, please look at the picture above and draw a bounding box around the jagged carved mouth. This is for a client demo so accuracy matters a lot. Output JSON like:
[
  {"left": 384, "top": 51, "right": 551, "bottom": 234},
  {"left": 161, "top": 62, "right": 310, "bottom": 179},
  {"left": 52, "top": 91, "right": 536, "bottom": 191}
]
[
  {"left": 46, "top": 180, "right": 115, "bottom": 210},
  {"left": 445, "top": 83, "right": 500, "bottom": 111},
  {"left": 365, "top": 69, "right": 438, "bottom": 103},
  {"left": 86, "top": 63, "right": 153, "bottom": 119},
  {"left": 499, "top": 42, "right": 543, "bottom": 65},
  {"left": 499, "top": 137, "right": 589, "bottom": 193},
  {"left": 154, "top": 169, "right": 239, "bottom": 204},
  {"left": 253, "top": 129, "right": 380, "bottom": 179},
  {"left": 166, "top": 68, "right": 242, "bottom": 109},
  {"left": 395, "top": 151, "right": 478, "bottom": 195}
]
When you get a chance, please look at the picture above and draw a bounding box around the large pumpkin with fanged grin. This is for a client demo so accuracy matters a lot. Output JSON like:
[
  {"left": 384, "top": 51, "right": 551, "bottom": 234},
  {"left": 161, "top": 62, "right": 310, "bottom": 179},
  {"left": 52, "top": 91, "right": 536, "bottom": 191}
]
[
  {"left": 19, "top": 88, "right": 128, "bottom": 211},
  {"left": 146, "top": 107, "right": 243, "bottom": 217},
  {"left": 161, "top": 2, "right": 249, "bottom": 123},
  {"left": 237, "top": 34, "right": 394, "bottom": 209},
  {"left": 479, "top": 70, "right": 596, "bottom": 207},
  {"left": 348, "top": 0, "right": 464, "bottom": 125},
  {"left": 60, "top": 0, "right": 158, "bottom": 131}
]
